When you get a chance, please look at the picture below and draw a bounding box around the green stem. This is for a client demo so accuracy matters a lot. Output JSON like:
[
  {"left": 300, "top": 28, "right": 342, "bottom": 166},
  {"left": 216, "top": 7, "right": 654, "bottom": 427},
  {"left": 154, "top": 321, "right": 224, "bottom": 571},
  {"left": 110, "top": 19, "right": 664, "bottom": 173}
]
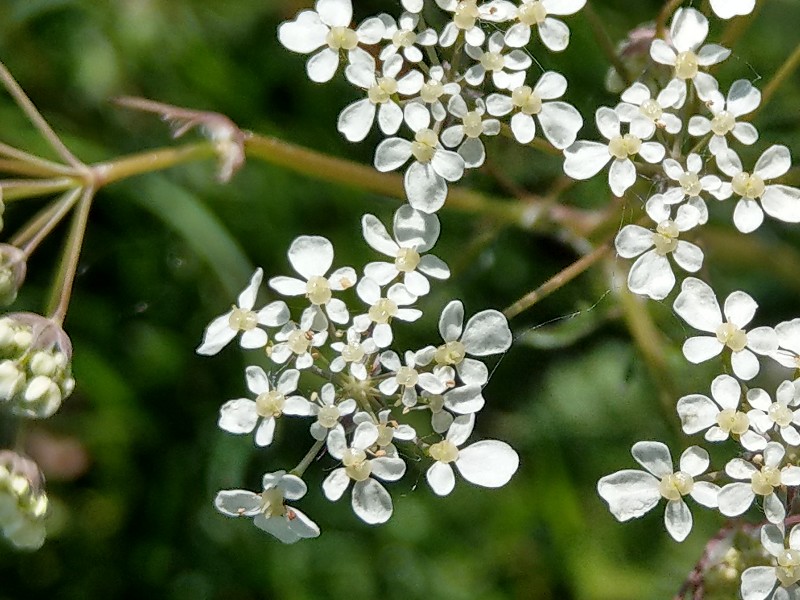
[
  {"left": 11, "top": 188, "right": 81, "bottom": 255},
  {"left": 656, "top": 0, "right": 684, "bottom": 39},
  {"left": 1, "top": 178, "right": 78, "bottom": 201},
  {"left": 0, "top": 142, "right": 77, "bottom": 175},
  {"left": 750, "top": 41, "right": 800, "bottom": 120},
  {"left": 290, "top": 439, "right": 325, "bottom": 478},
  {"left": 583, "top": 4, "right": 634, "bottom": 87},
  {"left": 47, "top": 186, "right": 95, "bottom": 325},
  {"left": 91, "top": 142, "right": 217, "bottom": 187}
]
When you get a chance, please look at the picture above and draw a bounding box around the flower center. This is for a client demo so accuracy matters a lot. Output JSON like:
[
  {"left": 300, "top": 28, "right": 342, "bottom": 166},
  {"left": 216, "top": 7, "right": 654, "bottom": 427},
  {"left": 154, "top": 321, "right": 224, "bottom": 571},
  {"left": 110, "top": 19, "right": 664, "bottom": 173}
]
[
  {"left": 428, "top": 394, "right": 445, "bottom": 412},
  {"left": 511, "top": 85, "right": 542, "bottom": 115},
  {"left": 256, "top": 389, "right": 285, "bottom": 418},
  {"left": 653, "top": 219, "right": 679, "bottom": 255},
  {"left": 306, "top": 275, "right": 332, "bottom": 305},
  {"left": 518, "top": 1, "right": 547, "bottom": 25},
  {"left": 376, "top": 423, "right": 395, "bottom": 447},
  {"left": 777, "top": 550, "right": 800, "bottom": 587},
  {"left": 679, "top": 172, "right": 702, "bottom": 196},
  {"left": 462, "top": 111, "right": 484, "bottom": 138},
  {"left": 769, "top": 403, "right": 795, "bottom": 428},
  {"left": 341, "top": 342, "right": 365, "bottom": 363},
  {"left": 732, "top": 172, "right": 765, "bottom": 200},
  {"left": 368, "top": 298, "right": 398, "bottom": 324},
  {"left": 228, "top": 306, "right": 258, "bottom": 331},
  {"left": 260, "top": 488, "right": 286, "bottom": 517},
  {"left": 434, "top": 340, "right": 466, "bottom": 366},
  {"left": 608, "top": 134, "right": 641, "bottom": 159},
  {"left": 751, "top": 466, "right": 782, "bottom": 495},
  {"left": 396, "top": 365, "right": 419, "bottom": 387},
  {"left": 674, "top": 51, "right": 699, "bottom": 79},
  {"left": 716, "top": 321, "right": 747, "bottom": 352},
  {"left": 287, "top": 330, "right": 311, "bottom": 355},
  {"left": 716, "top": 408, "right": 750, "bottom": 435},
  {"left": 411, "top": 128, "right": 438, "bottom": 163},
  {"left": 711, "top": 110, "right": 736, "bottom": 136},
  {"left": 658, "top": 471, "right": 694, "bottom": 500},
  {"left": 454, "top": 1, "right": 480, "bottom": 30},
  {"left": 421, "top": 80, "right": 445, "bottom": 103},
  {"left": 392, "top": 29, "right": 417, "bottom": 48},
  {"left": 395, "top": 247, "right": 421, "bottom": 272},
  {"left": 429, "top": 439, "right": 459, "bottom": 463},
  {"left": 317, "top": 404, "right": 341, "bottom": 428},
  {"left": 367, "top": 77, "right": 398, "bottom": 104},
  {"left": 343, "top": 448, "right": 372, "bottom": 481},
  {"left": 639, "top": 98, "right": 663, "bottom": 121},
  {"left": 480, "top": 51, "right": 505, "bottom": 72},
  {"left": 326, "top": 26, "right": 358, "bottom": 51}
]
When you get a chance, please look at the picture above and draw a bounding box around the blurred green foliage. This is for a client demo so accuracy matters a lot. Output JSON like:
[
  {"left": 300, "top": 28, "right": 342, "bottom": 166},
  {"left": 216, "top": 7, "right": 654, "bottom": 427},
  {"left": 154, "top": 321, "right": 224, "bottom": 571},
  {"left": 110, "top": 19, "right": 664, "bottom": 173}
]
[{"left": 0, "top": 0, "right": 799, "bottom": 598}]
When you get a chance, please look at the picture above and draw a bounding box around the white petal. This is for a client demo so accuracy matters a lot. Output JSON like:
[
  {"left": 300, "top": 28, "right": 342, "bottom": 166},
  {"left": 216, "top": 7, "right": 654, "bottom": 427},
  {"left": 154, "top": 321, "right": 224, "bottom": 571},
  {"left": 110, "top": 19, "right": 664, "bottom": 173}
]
[
  {"left": 627, "top": 251, "right": 674, "bottom": 300},
  {"left": 352, "top": 479, "right": 393, "bottom": 524},
  {"left": 755, "top": 145, "right": 791, "bottom": 180},
  {"left": 538, "top": 102, "right": 583, "bottom": 149},
  {"left": 664, "top": 499, "right": 692, "bottom": 542},
  {"left": 762, "top": 185, "right": 800, "bottom": 224},
  {"left": 374, "top": 138, "right": 412, "bottom": 172},
  {"left": 672, "top": 242, "right": 704, "bottom": 273},
  {"left": 631, "top": 440, "right": 673, "bottom": 477},
  {"left": 674, "top": 278, "right": 722, "bottom": 332},
  {"left": 676, "top": 394, "right": 718, "bottom": 434},
  {"left": 461, "top": 310, "right": 512, "bottom": 356},
  {"left": 405, "top": 162, "right": 447, "bottom": 213},
  {"left": 510, "top": 113, "right": 536, "bottom": 144},
  {"left": 278, "top": 11, "right": 328, "bottom": 53},
  {"left": 690, "top": 481, "right": 720, "bottom": 508},
  {"left": 444, "top": 385, "right": 485, "bottom": 414},
  {"left": 306, "top": 48, "right": 340, "bottom": 83},
  {"left": 322, "top": 468, "right": 350, "bottom": 501},
  {"left": 717, "top": 482, "right": 754, "bottom": 516},
  {"left": 563, "top": 141, "right": 610, "bottom": 180},
  {"left": 218, "top": 399, "right": 258, "bottom": 434},
  {"left": 671, "top": 8, "right": 708, "bottom": 53},
  {"left": 615, "top": 225, "right": 653, "bottom": 258},
  {"left": 764, "top": 492, "right": 786, "bottom": 524},
  {"left": 456, "top": 440, "right": 519, "bottom": 487},
  {"left": 724, "top": 290, "right": 757, "bottom": 328},
  {"left": 538, "top": 17, "right": 570, "bottom": 52},
  {"left": 740, "top": 567, "right": 777, "bottom": 600},
  {"left": 370, "top": 456, "right": 406, "bottom": 481},
  {"left": 608, "top": 158, "right": 636, "bottom": 197},
  {"left": 732, "top": 348, "right": 760, "bottom": 380},
  {"left": 254, "top": 417, "right": 276, "bottom": 447},
  {"left": 679, "top": 446, "right": 709, "bottom": 476},
  {"left": 683, "top": 336, "right": 723, "bottom": 363},
  {"left": 596, "top": 470, "right": 660, "bottom": 520},
  {"left": 316, "top": 0, "right": 352, "bottom": 27},
  {"left": 426, "top": 462, "right": 456, "bottom": 496},
  {"left": 215, "top": 490, "right": 261, "bottom": 516}
]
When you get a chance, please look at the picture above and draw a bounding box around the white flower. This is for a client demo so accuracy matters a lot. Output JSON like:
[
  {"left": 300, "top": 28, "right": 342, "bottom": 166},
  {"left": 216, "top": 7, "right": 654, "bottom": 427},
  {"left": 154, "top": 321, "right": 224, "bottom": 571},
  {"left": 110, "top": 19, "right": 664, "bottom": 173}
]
[
  {"left": 441, "top": 96, "right": 501, "bottom": 169},
  {"left": 196, "top": 268, "right": 290, "bottom": 355},
  {"left": 218, "top": 367, "right": 313, "bottom": 447},
  {"left": 688, "top": 80, "right": 760, "bottom": 155},
  {"left": 563, "top": 107, "right": 665, "bottom": 197},
  {"left": 329, "top": 327, "right": 377, "bottom": 381},
  {"left": 270, "top": 313, "right": 329, "bottom": 369},
  {"left": 338, "top": 53, "right": 423, "bottom": 142},
  {"left": 676, "top": 374, "right": 766, "bottom": 451},
  {"left": 502, "top": 0, "right": 588, "bottom": 51},
  {"left": 658, "top": 152, "right": 723, "bottom": 219},
  {"left": 378, "top": 12, "right": 438, "bottom": 64},
  {"left": 308, "top": 383, "right": 357, "bottom": 441},
  {"left": 322, "top": 422, "right": 406, "bottom": 524},
  {"left": 773, "top": 319, "right": 800, "bottom": 369},
  {"left": 277, "top": 0, "right": 384, "bottom": 83},
  {"left": 748, "top": 381, "right": 800, "bottom": 446},
  {"left": 741, "top": 523, "right": 800, "bottom": 600},
  {"left": 615, "top": 79, "right": 685, "bottom": 138},
  {"left": 426, "top": 414, "right": 519, "bottom": 496},
  {"left": 353, "top": 409, "right": 416, "bottom": 452},
  {"left": 718, "top": 442, "right": 800, "bottom": 524},
  {"left": 269, "top": 236, "right": 356, "bottom": 325},
  {"left": 597, "top": 441, "right": 719, "bottom": 542},
  {"left": 615, "top": 199, "right": 703, "bottom": 300},
  {"left": 649, "top": 8, "right": 730, "bottom": 99},
  {"left": 379, "top": 350, "right": 447, "bottom": 407},
  {"left": 374, "top": 106, "right": 465, "bottom": 213},
  {"left": 411, "top": 65, "right": 462, "bottom": 123},
  {"left": 352, "top": 279, "right": 422, "bottom": 348},
  {"left": 215, "top": 471, "right": 319, "bottom": 544},
  {"left": 463, "top": 32, "right": 532, "bottom": 90},
  {"left": 716, "top": 145, "right": 800, "bottom": 234},
  {"left": 711, "top": 0, "right": 756, "bottom": 20},
  {"left": 361, "top": 206, "right": 449, "bottom": 297},
  {"left": 486, "top": 71, "right": 583, "bottom": 149},
  {"left": 438, "top": 0, "right": 488, "bottom": 48},
  {"left": 673, "top": 277, "right": 778, "bottom": 380}
]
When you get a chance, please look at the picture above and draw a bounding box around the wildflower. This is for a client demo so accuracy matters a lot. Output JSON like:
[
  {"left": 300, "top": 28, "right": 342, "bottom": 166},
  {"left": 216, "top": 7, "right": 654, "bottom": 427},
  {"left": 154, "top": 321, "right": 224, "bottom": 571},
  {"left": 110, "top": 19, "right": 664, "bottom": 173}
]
[
  {"left": 741, "top": 523, "right": 800, "bottom": 600},
  {"left": 615, "top": 79, "right": 685, "bottom": 138},
  {"left": 502, "top": 0, "right": 588, "bottom": 51},
  {"left": 747, "top": 381, "right": 800, "bottom": 447},
  {"left": 463, "top": 32, "right": 532, "bottom": 90},
  {"left": 688, "top": 80, "right": 760, "bottom": 155}
]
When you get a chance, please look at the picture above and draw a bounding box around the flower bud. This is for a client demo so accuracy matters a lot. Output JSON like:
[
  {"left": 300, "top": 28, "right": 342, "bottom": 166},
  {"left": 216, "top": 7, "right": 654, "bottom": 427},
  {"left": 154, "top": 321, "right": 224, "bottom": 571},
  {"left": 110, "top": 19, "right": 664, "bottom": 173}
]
[
  {"left": 0, "top": 245, "right": 26, "bottom": 307},
  {"left": 0, "top": 451, "right": 47, "bottom": 551}
]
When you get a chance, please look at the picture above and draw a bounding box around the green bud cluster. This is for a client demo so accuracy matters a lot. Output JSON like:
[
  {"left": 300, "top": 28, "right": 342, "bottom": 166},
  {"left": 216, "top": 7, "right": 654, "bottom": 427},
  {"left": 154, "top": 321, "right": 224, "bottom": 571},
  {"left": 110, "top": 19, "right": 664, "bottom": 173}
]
[{"left": 0, "top": 452, "right": 47, "bottom": 551}]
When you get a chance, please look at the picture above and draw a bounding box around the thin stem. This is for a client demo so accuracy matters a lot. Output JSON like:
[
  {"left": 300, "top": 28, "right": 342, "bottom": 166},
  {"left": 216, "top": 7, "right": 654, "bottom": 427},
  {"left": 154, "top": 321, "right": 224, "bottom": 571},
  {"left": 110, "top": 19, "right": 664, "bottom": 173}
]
[
  {"left": 290, "top": 439, "right": 325, "bottom": 478},
  {"left": 1, "top": 178, "right": 78, "bottom": 201},
  {"left": 0, "top": 142, "right": 78, "bottom": 175},
  {"left": 0, "top": 159, "right": 72, "bottom": 179},
  {"left": 91, "top": 142, "right": 216, "bottom": 187},
  {"left": 749, "top": 40, "right": 800, "bottom": 120},
  {"left": 656, "top": 0, "right": 684, "bottom": 39},
  {"left": 583, "top": 4, "right": 633, "bottom": 87},
  {"left": 12, "top": 188, "right": 81, "bottom": 257},
  {"left": 503, "top": 242, "right": 611, "bottom": 320},
  {"left": 0, "top": 61, "right": 83, "bottom": 169},
  {"left": 47, "top": 186, "right": 95, "bottom": 325}
]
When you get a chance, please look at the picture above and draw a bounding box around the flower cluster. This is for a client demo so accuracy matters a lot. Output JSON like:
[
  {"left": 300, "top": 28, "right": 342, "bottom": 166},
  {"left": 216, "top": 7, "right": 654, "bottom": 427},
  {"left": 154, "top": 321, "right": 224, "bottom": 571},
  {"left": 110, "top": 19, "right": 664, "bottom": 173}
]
[{"left": 0, "top": 451, "right": 48, "bottom": 551}]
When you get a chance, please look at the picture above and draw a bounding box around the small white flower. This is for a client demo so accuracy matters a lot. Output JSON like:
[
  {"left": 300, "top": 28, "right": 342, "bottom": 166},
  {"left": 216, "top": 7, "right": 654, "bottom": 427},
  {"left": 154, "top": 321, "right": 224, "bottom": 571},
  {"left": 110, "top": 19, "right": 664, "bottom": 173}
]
[
  {"left": 649, "top": 8, "right": 730, "bottom": 99},
  {"left": 658, "top": 152, "right": 723, "bottom": 219},
  {"left": 308, "top": 383, "right": 357, "bottom": 441},
  {"left": 441, "top": 96, "right": 501, "bottom": 169},
  {"left": 564, "top": 107, "right": 665, "bottom": 197},
  {"left": 615, "top": 198, "right": 703, "bottom": 300},
  {"left": 353, "top": 409, "right": 416, "bottom": 453},
  {"left": 322, "top": 422, "right": 406, "bottom": 524},
  {"left": 748, "top": 381, "right": 800, "bottom": 446},
  {"left": 502, "top": 0, "right": 588, "bottom": 51},
  {"left": 597, "top": 441, "right": 719, "bottom": 542},
  {"left": 486, "top": 71, "right": 583, "bottom": 149},
  {"left": 410, "top": 65, "right": 462, "bottom": 123},
  {"left": 361, "top": 206, "right": 449, "bottom": 297},
  {"left": 269, "top": 236, "right": 356, "bottom": 326},
  {"left": 218, "top": 366, "right": 313, "bottom": 447},
  {"left": 718, "top": 442, "right": 800, "bottom": 524},
  {"left": 463, "top": 32, "right": 532, "bottom": 90},
  {"left": 329, "top": 327, "right": 377, "bottom": 381},
  {"left": 277, "top": 0, "right": 384, "bottom": 83},
  {"left": 378, "top": 12, "right": 438, "bottom": 64},
  {"left": 615, "top": 79, "right": 685, "bottom": 138},
  {"left": 338, "top": 53, "right": 423, "bottom": 142},
  {"left": 741, "top": 523, "right": 800, "bottom": 600},
  {"left": 352, "top": 279, "right": 422, "bottom": 348},
  {"left": 426, "top": 414, "right": 519, "bottom": 496},
  {"left": 438, "top": 0, "right": 488, "bottom": 48},
  {"left": 374, "top": 107, "right": 465, "bottom": 213},
  {"left": 197, "top": 268, "right": 290, "bottom": 355},
  {"left": 676, "top": 374, "right": 766, "bottom": 451},
  {"left": 688, "top": 80, "right": 760, "bottom": 155},
  {"left": 711, "top": 0, "right": 756, "bottom": 20},
  {"left": 772, "top": 319, "right": 800, "bottom": 369},
  {"left": 270, "top": 313, "right": 329, "bottom": 369},
  {"left": 716, "top": 145, "right": 800, "bottom": 234},
  {"left": 673, "top": 277, "right": 778, "bottom": 380},
  {"left": 379, "top": 350, "right": 447, "bottom": 407},
  {"left": 215, "top": 471, "right": 320, "bottom": 544}
]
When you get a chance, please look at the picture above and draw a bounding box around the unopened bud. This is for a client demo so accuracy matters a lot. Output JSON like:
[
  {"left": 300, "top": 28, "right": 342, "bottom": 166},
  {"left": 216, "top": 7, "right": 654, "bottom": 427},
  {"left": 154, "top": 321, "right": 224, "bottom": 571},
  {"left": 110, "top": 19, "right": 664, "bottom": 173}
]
[{"left": 0, "top": 245, "right": 26, "bottom": 307}]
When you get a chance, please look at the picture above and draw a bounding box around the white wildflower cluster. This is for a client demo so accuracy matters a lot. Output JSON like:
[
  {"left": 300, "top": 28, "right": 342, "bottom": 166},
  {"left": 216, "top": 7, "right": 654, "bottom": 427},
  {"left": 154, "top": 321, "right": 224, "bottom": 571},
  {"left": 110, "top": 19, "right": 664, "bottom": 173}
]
[
  {"left": 278, "top": 0, "right": 586, "bottom": 213},
  {"left": 199, "top": 211, "right": 518, "bottom": 539},
  {"left": 589, "top": 4, "right": 800, "bottom": 598},
  {"left": 0, "top": 451, "right": 48, "bottom": 551}
]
